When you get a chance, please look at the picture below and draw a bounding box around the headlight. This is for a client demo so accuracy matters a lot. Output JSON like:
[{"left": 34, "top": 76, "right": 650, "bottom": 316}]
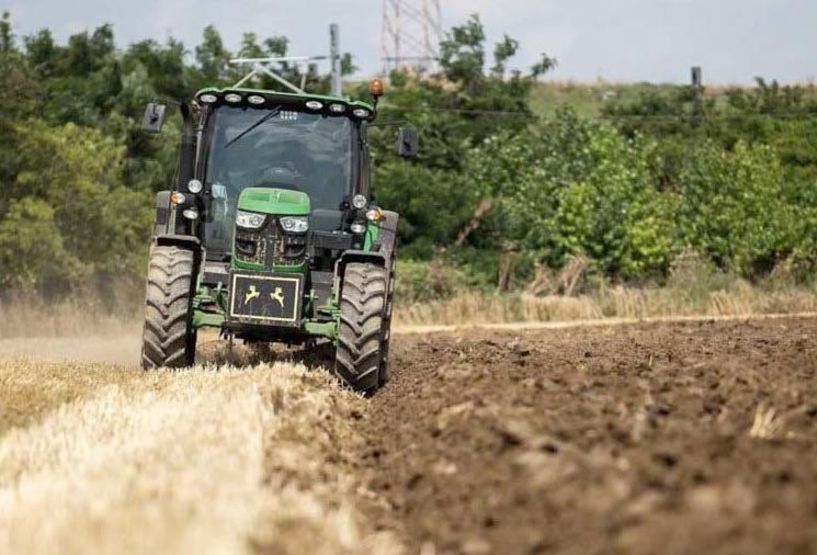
[
  {"left": 236, "top": 210, "right": 267, "bottom": 229},
  {"left": 182, "top": 208, "right": 199, "bottom": 220},
  {"left": 352, "top": 194, "right": 367, "bottom": 209},
  {"left": 280, "top": 216, "right": 309, "bottom": 233},
  {"left": 350, "top": 222, "right": 366, "bottom": 234},
  {"left": 187, "top": 179, "right": 203, "bottom": 194}
]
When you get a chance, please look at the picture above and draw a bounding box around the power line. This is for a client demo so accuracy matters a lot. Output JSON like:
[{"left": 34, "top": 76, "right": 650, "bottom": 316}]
[
  {"left": 379, "top": 105, "right": 817, "bottom": 120},
  {"left": 381, "top": 105, "right": 530, "bottom": 116}
]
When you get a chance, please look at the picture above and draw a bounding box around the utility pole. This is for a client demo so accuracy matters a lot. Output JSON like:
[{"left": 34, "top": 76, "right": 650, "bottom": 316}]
[
  {"left": 691, "top": 66, "right": 703, "bottom": 113},
  {"left": 691, "top": 66, "right": 703, "bottom": 88},
  {"left": 330, "top": 23, "right": 342, "bottom": 97}
]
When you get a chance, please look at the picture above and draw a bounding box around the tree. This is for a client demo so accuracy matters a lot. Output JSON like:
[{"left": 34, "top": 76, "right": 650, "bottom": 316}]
[
  {"left": 0, "top": 11, "right": 14, "bottom": 53},
  {"left": 0, "top": 198, "right": 76, "bottom": 289},
  {"left": 64, "top": 31, "right": 94, "bottom": 75},
  {"left": 196, "top": 25, "right": 230, "bottom": 84},
  {"left": 438, "top": 15, "right": 486, "bottom": 89},
  {"left": 24, "top": 29, "right": 57, "bottom": 74},
  {"left": 491, "top": 35, "right": 519, "bottom": 77}
]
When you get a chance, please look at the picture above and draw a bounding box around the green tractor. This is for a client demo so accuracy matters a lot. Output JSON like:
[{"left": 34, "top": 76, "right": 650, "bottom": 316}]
[{"left": 139, "top": 76, "right": 417, "bottom": 394}]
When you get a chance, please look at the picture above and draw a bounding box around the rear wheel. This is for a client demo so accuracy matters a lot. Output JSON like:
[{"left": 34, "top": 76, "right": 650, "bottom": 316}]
[
  {"left": 141, "top": 245, "right": 197, "bottom": 369},
  {"left": 335, "top": 262, "right": 387, "bottom": 394}
]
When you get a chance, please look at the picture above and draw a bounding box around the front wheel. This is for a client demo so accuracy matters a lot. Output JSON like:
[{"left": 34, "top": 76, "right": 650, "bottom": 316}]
[
  {"left": 141, "top": 245, "right": 197, "bottom": 369},
  {"left": 335, "top": 262, "right": 387, "bottom": 394}
]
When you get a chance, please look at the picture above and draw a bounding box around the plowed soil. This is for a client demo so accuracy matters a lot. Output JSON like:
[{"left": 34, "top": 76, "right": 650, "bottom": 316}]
[
  {"left": 358, "top": 317, "right": 817, "bottom": 554},
  {"left": 2, "top": 316, "right": 816, "bottom": 554}
]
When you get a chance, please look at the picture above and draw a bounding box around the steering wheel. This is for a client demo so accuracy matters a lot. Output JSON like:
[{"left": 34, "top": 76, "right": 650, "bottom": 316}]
[{"left": 253, "top": 161, "right": 303, "bottom": 187}]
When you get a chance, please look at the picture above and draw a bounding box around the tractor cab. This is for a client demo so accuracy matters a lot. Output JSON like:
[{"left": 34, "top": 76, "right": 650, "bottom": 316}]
[{"left": 197, "top": 89, "right": 374, "bottom": 259}]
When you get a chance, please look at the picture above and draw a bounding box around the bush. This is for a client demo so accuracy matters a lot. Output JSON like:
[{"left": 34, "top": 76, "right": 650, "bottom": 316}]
[
  {"left": 465, "top": 111, "right": 678, "bottom": 278},
  {"left": 678, "top": 141, "right": 799, "bottom": 275}
]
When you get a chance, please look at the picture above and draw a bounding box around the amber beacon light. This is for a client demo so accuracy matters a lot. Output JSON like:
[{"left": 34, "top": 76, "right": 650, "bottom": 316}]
[{"left": 369, "top": 78, "right": 385, "bottom": 106}]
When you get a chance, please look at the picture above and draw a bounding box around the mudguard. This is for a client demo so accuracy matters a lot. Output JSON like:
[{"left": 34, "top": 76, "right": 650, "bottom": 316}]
[
  {"left": 336, "top": 250, "right": 387, "bottom": 275},
  {"left": 376, "top": 211, "right": 400, "bottom": 266},
  {"left": 155, "top": 234, "right": 201, "bottom": 251},
  {"left": 153, "top": 191, "right": 172, "bottom": 236}
]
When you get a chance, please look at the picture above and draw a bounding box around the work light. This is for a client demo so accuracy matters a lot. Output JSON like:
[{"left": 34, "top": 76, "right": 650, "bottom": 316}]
[
  {"left": 224, "top": 93, "right": 242, "bottom": 104},
  {"left": 305, "top": 100, "right": 324, "bottom": 111},
  {"left": 199, "top": 93, "right": 218, "bottom": 104},
  {"left": 329, "top": 103, "right": 346, "bottom": 114},
  {"left": 247, "top": 95, "right": 265, "bottom": 105}
]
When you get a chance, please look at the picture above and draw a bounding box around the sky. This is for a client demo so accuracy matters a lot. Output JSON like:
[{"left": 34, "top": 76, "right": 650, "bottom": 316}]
[{"left": 2, "top": 0, "right": 816, "bottom": 85}]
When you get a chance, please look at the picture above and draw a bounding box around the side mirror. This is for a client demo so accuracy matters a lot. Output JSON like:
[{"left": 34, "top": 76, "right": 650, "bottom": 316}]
[
  {"left": 396, "top": 127, "right": 419, "bottom": 159},
  {"left": 141, "top": 102, "right": 167, "bottom": 134}
]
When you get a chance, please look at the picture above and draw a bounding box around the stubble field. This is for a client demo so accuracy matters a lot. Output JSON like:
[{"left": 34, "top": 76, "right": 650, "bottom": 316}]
[{"left": 1, "top": 316, "right": 816, "bottom": 554}]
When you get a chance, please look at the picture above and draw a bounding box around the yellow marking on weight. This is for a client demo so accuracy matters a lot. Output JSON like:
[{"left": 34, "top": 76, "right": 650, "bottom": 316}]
[
  {"left": 270, "top": 287, "right": 285, "bottom": 308},
  {"left": 244, "top": 285, "right": 260, "bottom": 304}
]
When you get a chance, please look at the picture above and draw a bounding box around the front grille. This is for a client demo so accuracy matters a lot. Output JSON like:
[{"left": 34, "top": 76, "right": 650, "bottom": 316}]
[{"left": 234, "top": 217, "right": 307, "bottom": 267}]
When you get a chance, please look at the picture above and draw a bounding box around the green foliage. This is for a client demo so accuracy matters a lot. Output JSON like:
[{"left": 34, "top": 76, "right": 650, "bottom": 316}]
[
  {"left": 1, "top": 121, "right": 152, "bottom": 289},
  {"left": 1, "top": 9, "right": 816, "bottom": 300},
  {"left": 374, "top": 160, "right": 480, "bottom": 259},
  {"left": 0, "top": 11, "right": 14, "bottom": 53},
  {"left": 0, "top": 198, "right": 74, "bottom": 288},
  {"left": 466, "top": 112, "right": 677, "bottom": 277},
  {"left": 678, "top": 141, "right": 799, "bottom": 274}
]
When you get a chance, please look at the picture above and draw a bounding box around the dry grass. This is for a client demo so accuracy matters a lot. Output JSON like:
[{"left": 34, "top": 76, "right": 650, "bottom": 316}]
[
  {"left": 393, "top": 282, "right": 817, "bottom": 327},
  {"left": 749, "top": 404, "right": 785, "bottom": 440},
  {"left": 0, "top": 354, "right": 401, "bottom": 555},
  {"left": 4, "top": 280, "right": 817, "bottom": 336}
]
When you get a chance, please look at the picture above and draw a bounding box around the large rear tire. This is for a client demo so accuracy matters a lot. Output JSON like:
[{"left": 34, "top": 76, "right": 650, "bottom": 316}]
[
  {"left": 335, "top": 262, "right": 387, "bottom": 394},
  {"left": 141, "top": 245, "right": 197, "bottom": 369}
]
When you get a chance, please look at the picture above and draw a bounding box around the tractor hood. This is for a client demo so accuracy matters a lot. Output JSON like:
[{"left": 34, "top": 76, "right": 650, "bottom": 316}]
[{"left": 237, "top": 187, "right": 310, "bottom": 216}]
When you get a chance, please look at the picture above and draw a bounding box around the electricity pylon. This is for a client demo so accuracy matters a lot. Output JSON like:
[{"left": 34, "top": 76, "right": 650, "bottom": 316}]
[{"left": 380, "top": 0, "right": 442, "bottom": 73}]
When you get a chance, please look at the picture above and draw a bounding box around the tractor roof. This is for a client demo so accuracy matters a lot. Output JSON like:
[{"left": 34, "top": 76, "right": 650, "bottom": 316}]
[{"left": 194, "top": 87, "right": 375, "bottom": 117}]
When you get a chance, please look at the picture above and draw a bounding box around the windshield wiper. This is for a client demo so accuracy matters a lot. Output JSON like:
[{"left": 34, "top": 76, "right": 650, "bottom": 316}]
[{"left": 224, "top": 105, "right": 283, "bottom": 149}]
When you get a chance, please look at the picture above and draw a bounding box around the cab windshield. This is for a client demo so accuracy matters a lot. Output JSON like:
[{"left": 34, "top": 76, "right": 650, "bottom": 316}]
[{"left": 203, "top": 106, "right": 354, "bottom": 253}]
